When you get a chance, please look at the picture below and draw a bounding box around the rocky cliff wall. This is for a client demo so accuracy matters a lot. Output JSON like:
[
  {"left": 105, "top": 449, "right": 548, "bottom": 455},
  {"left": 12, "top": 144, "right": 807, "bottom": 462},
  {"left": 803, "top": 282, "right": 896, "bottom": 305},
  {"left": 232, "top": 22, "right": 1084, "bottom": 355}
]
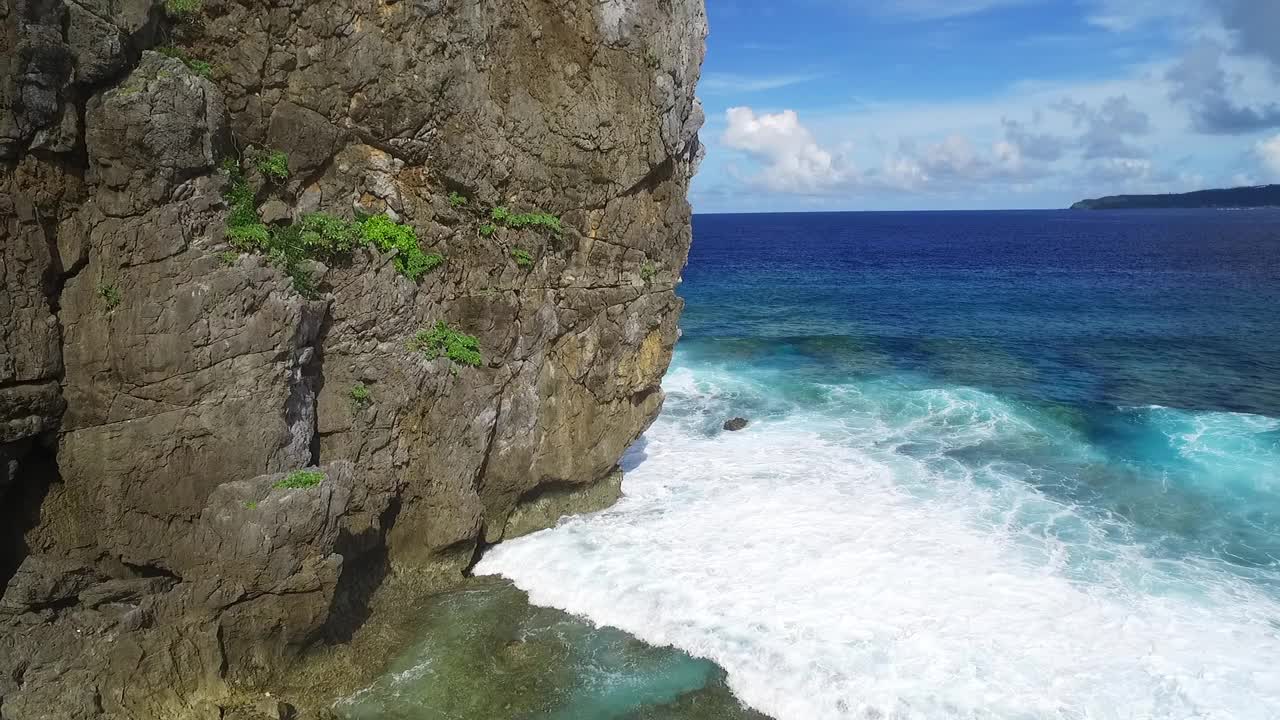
[{"left": 0, "top": 0, "right": 705, "bottom": 716}]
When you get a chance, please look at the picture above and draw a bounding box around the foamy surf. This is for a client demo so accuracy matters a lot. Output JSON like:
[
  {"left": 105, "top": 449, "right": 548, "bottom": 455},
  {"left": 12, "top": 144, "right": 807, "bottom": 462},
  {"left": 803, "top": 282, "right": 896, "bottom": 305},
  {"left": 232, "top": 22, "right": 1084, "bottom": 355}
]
[{"left": 478, "top": 360, "right": 1280, "bottom": 720}]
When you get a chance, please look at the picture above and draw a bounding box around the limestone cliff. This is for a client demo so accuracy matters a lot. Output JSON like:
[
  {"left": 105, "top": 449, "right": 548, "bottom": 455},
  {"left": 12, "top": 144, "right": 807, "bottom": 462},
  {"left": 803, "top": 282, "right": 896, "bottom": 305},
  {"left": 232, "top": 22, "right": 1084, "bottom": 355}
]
[{"left": 0, "top": 0, "right": 705, "bottom": 716}]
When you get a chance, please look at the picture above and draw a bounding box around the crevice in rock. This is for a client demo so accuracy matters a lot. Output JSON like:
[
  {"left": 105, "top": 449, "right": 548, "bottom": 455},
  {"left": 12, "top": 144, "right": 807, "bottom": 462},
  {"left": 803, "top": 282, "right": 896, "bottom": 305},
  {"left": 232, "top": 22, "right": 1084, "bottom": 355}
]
[
  {"left": 322, "top": 495, "right": 400, "bottom": 644},
  {"left": 121, "top": 561, "right": 181, "bottom": 582},
  {"left": 461, "top": 524, "right": 490, "bottom": 577},
  {"left": 277, "top": 303, "right": 329, "bottom": 472},
  {"left": 308, "top": 310, "right": 336, "bottom": 468},
  {"left": 0, "top": 436, "right": 59, "bottom": 596}
]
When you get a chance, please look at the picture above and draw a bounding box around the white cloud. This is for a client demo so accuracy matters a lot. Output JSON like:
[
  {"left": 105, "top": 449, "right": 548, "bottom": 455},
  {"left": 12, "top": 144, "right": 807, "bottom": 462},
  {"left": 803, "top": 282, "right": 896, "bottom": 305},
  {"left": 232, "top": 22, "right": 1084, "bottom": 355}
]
[
  {"left": 1258, "top": 134, "right": 1280, "bottom": 179},
  {"left": 1207, "top": 0, "right": 1280, "bottom": 68},
  {"left": 1085, "top": 0, "right": 1197, "bottom": 32},
  {"left": 700, "top": 33, "right": 1280, "bottom": 208},
  {"left": 1055, "top": 95, "right": 1152, "bottom": 157},
  {"left": 864, "top": 0, "right": 1038, "bottom": 21},
  {"left": 1166, "top": 42, "right": 1280, "bottom": 134},
  {"left": 700, "top": 72, "right": 825, "bottom": 94},
  {"left": 721, "top": 107, "right": 850, "bottom": 193},
  {"left": 1088, "top": 157, "right": 1153, "bottom": 182}
]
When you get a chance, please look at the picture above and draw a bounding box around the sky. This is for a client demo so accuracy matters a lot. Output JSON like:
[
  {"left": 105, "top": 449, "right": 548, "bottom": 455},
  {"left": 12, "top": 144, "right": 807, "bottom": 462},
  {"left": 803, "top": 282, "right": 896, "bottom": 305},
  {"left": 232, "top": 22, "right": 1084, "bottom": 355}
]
[{"left": 690, "top": 0, "right": 1280, "bottom": 212}]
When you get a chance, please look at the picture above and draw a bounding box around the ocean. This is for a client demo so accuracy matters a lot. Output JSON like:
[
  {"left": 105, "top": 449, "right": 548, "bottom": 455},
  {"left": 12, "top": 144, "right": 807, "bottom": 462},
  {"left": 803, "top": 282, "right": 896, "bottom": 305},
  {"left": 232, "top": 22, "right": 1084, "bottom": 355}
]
[{"left": 344, "top": 209, "right": 1280, "bottom": 719}]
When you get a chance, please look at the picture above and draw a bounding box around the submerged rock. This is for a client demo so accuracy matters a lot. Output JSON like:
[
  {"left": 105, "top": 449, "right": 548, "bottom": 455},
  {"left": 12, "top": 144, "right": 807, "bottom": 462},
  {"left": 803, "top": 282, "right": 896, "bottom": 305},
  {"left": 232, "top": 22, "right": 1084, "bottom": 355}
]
[
  {"left": 723, "top": 417, "right": 750, "bottom": 431},
  {"left": 334, "top": 578, "right": 764, "bottom": 720}
]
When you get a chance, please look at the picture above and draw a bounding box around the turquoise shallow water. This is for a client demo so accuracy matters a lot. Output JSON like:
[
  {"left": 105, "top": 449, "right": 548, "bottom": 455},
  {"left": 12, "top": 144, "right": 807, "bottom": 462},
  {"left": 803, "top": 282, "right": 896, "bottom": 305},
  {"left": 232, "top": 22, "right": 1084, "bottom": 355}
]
[
  {"left": 354, "top": 209, "right": 1280, "bottom": 719},
  {"left": 335, "top": 579, "right": 759, "bottom": 719}
]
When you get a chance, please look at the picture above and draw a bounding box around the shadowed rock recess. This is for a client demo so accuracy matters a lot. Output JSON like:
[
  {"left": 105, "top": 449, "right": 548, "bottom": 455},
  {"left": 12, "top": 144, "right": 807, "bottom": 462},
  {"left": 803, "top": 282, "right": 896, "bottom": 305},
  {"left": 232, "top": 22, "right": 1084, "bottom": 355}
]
[{"left": 0, "top": 0, "right": 706, "bottom": 716}]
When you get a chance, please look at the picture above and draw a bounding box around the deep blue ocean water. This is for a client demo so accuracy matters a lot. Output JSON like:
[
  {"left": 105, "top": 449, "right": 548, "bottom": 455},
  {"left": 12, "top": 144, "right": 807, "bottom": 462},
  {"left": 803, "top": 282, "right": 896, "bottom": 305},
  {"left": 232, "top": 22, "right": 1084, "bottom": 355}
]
[
  {"left": 356, "top": 209, "right": 1280, "bottom": 720},
  {"left": 676, "top": 210, "right": 1280, "bottom": 575},
  {"left": 683, "top": 210, "right": 1280, "bottom": 416}
]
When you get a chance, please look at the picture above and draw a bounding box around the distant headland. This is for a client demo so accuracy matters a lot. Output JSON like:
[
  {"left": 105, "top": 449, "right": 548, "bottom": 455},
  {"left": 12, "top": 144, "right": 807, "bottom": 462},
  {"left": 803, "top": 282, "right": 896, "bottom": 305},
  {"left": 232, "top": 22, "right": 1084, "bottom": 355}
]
[{"left": 1071, "top": 184, "right": 1280, "bottom": 210}]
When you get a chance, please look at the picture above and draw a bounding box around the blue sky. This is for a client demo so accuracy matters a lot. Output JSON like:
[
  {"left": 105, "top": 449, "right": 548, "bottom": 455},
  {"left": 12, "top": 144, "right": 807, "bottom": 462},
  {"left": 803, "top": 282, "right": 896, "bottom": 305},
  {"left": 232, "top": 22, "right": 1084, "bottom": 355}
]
[{"left": 691, "top": 0, "right": 1280, "bottom": 212}]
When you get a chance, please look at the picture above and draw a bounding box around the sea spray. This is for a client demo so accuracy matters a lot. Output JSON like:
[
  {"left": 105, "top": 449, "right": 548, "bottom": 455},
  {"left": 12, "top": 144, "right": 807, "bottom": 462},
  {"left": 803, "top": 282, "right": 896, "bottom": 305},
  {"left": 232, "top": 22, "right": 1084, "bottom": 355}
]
[{"left": 479, "top": 356, "right": 1280, "bottom": 720}]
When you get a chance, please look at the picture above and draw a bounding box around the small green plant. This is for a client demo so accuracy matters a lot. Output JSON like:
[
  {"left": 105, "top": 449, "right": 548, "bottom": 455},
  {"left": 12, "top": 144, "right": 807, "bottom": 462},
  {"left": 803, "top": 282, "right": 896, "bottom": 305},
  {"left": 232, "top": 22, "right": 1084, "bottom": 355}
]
[
  {"left": 222, "top": 158, "right": 444, "bottom": 297},
  {"left": 511, "top": 247, "right": 533, "bottom": 268},
  {"left": 97, "top": 282, "right": 121, "bottom": 310},
  {"left": 154, "top": 47, "right": 211, "bottom": 78},
  {"left": 187, "top": 58, "right": 212, "bottom": 77},
  {"left": 224, "top": 166, "right": 259, "bottom": 228},
  {"left": 479, "top": 223, "right": 496, "bottom": 238},
  {"left": 297, "top": 213, "right": 362, "bottom": 257},
  {"left": 360, "top": 214, "right": 443, "bottom": 280},
  {"left": 409, "top": 321, "right": 483, "bottom": 368},
  {"left": 244, "top": 500, "right": 258, "bottom": 510},
  {"left": 273, "top": 470, "right": 325, "bottom": 490},
  {"left": 218, "top": 251, "right": 238, "bottom": 266},
  {"left": 448, "top": 191, "right": 468, "bottom": 208},
  {"left": 640, "top": 261, "right": 657, "bottom": 281},
  {"left": 255, "top": 149, "right": 290, "bottom": 183},
  {"left": 163, "top": 0, "right": 202, "bottom": 19},
  {"left": 227, "top": 223, "right": 270, "bottom": 250},
  {"left": 350, "top": 382, "right": 371, "bottom": 405},
  {"left": 287, "top": 266, "right": 320, "bottom": 299},
  {"left": 490, "top": 206, "right": 562, "bottom": 234}
]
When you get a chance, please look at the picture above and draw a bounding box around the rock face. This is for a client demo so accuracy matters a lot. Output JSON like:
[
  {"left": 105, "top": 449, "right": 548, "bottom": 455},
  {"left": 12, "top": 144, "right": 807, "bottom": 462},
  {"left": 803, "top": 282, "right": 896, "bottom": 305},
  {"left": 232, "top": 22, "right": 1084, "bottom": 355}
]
[{"left": 0, "top": 0, "right": 706, "bottom": 717}]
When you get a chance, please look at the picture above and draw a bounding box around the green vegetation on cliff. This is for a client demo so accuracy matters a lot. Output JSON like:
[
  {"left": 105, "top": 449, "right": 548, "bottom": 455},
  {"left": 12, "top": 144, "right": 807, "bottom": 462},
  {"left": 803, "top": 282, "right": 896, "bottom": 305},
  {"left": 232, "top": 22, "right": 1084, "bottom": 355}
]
[
  {"left": 360, "top": 215, "right": 444, "bottom": 280},
  {"left": 640, "top": 261, "right": 657, "bottom": 282},
  {"left": 96, "top": 282, "right": 121, "bottom": 310},
  {"left": 274, "top": 470, "right": 325, "bottom": 489},
  {"left": 154, "top": 47, "right": 212, "bottom": 77},
  {"left": 222, "top": 162, "right": 443, "bottom": 295},
  {"left": 350, "top": 382, "right": 372, "bottom": 405},
  {"left": 163, "top": 0, "right": 201, "bottom": 19},
  {"left": 410, "top": 322, "right": 483, "bottom": 369},
  {"left": 491, "top": 206, "right": 562, "bottom": 234},
  {"left": 511, "top": 248, "right": 534, "bottom": 267},
  {"left": 255, "top": 149, "right": 290, "bottom": 183}
]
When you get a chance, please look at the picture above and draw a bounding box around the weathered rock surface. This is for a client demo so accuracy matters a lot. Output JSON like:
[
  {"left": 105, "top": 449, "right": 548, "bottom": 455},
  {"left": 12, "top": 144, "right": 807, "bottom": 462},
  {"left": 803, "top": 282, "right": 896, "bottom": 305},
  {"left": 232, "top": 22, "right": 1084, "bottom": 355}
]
[{"left": 0, "top": 0, "right": 705, "bottom": 716}]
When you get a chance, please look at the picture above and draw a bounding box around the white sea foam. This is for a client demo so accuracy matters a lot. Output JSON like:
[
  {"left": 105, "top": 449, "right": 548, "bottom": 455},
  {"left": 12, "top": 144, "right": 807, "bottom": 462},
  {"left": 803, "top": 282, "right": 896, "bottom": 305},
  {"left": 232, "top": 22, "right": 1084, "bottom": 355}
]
[{"left": 478, "top": 366, "right": 1280, "bottom": 720}]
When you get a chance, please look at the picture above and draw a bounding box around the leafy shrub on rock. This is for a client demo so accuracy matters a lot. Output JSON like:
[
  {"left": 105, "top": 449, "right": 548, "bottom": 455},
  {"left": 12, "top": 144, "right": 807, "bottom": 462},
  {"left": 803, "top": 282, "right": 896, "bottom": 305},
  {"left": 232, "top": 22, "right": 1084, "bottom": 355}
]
[
  {"left": 360, "top": 215, "right": 443, "bottom": 281},
  {"left": 255, "top": 150, "right": 289, "bottom": 183},
  {"left": 409, "top": 322, "right": 483, "bottom": 368},
  {"left": 273, "top": 470, "right": 325, "bottom": 490},
  {"left": 220, "top": 157, "right": 444, "bottom": 296},
  {"left": 490, "top": 206, "right": 562, "bottom": 234}
]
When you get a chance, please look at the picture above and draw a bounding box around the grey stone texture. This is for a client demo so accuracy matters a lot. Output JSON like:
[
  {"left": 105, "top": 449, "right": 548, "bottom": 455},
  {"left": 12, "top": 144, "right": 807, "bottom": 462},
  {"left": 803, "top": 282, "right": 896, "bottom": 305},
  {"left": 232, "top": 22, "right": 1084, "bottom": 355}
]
[{"left": 0, "top": 0, "right": 705, "bottom": 716}]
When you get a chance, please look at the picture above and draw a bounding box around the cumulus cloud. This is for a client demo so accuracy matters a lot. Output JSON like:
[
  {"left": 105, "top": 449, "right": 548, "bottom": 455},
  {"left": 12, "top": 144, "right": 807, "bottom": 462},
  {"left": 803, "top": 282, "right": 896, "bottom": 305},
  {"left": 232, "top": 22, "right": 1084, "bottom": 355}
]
[
  {"left": 718, "top": 95, "right": 1160, "bottom": 198},
  {"left": 1087, "top": 157, "right": 1152, "bottom": 182},
  {"left": 1166, "top": 42, "right": 1280, "bottom": 134},
  {"left": 871, "top": 131, "right": 1055, "bottom": 192},
  {"left": 1258, "top": 134, "right": 1280, "bottom": 179},
  {"left": 721, "top": 107, "right": 849, "bottom": 193},
  {"left": 1211, "top": 0, "right": 1280, "bottom": 70},
  {"left": 1001, "top": 118, "right": 1069, "bottom": 163},
  {"left": 1054, "top": 95, "right": 1151, "bottom": 158}
]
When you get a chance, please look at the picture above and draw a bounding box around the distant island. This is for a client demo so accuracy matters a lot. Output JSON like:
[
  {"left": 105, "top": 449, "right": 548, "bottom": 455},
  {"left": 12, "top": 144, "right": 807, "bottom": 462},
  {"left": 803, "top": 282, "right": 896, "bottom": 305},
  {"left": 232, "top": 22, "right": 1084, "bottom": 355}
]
[{"left": 1071, "top": 184, "right": 1280, "bottom": 210}]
